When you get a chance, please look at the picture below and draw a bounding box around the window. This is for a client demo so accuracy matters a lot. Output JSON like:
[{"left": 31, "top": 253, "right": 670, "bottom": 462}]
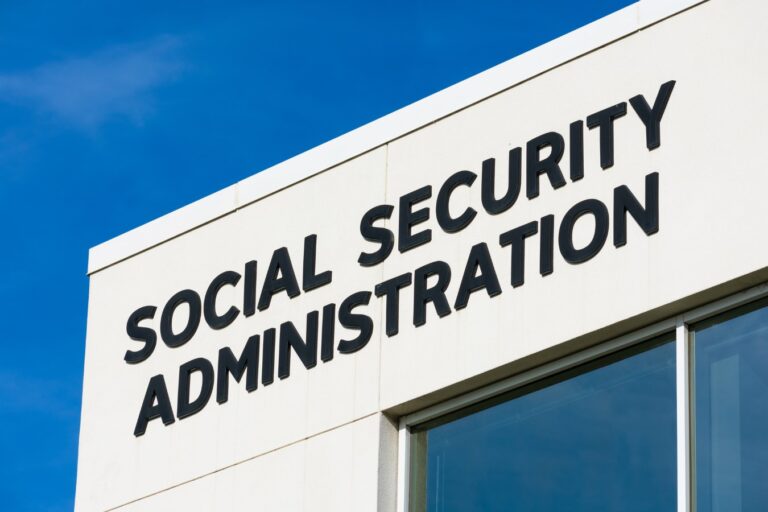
[
  {"left": 693, "top": 300, "right": 768, "bottom": 512},
  {"left": 405, "top": 289, "right": 768, "bottom": 512},
  {"left": 409, "top": 338, "right": 676, "bottom": 512}
]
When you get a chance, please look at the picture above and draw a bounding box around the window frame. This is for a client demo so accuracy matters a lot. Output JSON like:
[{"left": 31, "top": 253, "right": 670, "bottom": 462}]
[{"left": 396, "top": 282, "right": 768, "bottom": 512}]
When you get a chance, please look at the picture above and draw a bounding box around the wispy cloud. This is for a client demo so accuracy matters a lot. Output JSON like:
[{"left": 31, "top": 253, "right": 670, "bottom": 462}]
[{"left": 0, "top": 36, "right": 184, "bottom": 128}]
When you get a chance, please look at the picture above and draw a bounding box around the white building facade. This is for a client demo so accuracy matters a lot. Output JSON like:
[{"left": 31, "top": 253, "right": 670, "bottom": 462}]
[{"left": 77, "top": 0, "right": 768, "bottom": 510}]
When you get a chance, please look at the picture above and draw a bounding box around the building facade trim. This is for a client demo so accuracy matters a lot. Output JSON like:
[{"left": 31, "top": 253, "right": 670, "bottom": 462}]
[{"left": 87, "top": 0, "right": 706, "bottom": 275}]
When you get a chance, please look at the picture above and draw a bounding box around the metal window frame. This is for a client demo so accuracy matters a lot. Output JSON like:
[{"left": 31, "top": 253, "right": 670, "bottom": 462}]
[{"left": 396, "top": 282, "right": 768, "bottom": 512}]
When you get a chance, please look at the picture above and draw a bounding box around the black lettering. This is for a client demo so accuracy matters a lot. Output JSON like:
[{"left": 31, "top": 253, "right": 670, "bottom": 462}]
[
  {"left": 258, "top": 247, "right": 301, "bottom": 311},
  {"left": 436, "top": 170, "right": 477, "bottom": 233},
  {"left": 454, "top": 243, "right": 501, "bottom": 310},
  {"left": 614, "top": 172, "right": 660, "bottom": 247},
  {"left": 526, "top": 132, "right": 566, "bottom": 199},
  {"left": 586, "top": 103, "right": 627, "bottom": 169},
  {"left": 160, "top": 289, "right": 201, "bottom": 348},
  {"left": 374, "top": 273, "right": 412, "bottom": 337},
  {"left": 499, "top": 221, "right": 538, "bottom": 287},
  {"left": 540, "top": 214, "right": 555, "bottom": 276},
  {"left": 481, "top": 149, "right": 522, "bottom": 215},
  {"left": 338, "top": 291, "right": 374, "bottom": 354},
  {"left": 125, "top": 305, "right": 157, "bottom": 364},
  {"left": 629, "top": 80, "right": 676, "bottom": 150},
  {"left": 302, "top": 234, "right": 332, "bottom": 292},
  {"left": 243, "top": 260, "right": 257, "bottom": 317},
  {"left": 413, "top": 261, "right": 452, "bottom": 327},
  {"left": 177, "top": 357, "right": 214, "bottom": 420},
  {"left": 570, "top": 120, "right": 584, "bottom": 181},
  {"left": 358, "top": 204, "right": 395, "bottom": 267},
  {"left": 278, "top": 312, "right": 319, "bottom": 379},
  {"left": 399, "top": 186, "right": 432, "bottom": 252},
  {"left": 133, "top": 374, "right": 175, "bottom": 437},
  {"left": 261, "top": 328, "right": 276, "bottom": 386},
  {"left": 559, "top": 198, "right": 610, "bottom": 264},
  {"left": 321, "top": 303, "right": 336, "bottom": 362},
  {"left": 204, "top": 270, "right": 241, "bottom": 330},
  {"left": 216, "top": 335, "right": 260, "bottom": 404}
]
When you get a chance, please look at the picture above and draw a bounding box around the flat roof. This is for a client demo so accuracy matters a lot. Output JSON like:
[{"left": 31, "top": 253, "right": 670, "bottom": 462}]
[{"left": 88, "top": 0, "right": 705, "bottom": 275}]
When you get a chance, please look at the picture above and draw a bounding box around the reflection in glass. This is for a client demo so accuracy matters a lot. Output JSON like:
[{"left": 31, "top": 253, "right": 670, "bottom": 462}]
[
  {"left": 412, "top": 339, "right": 676, "bottom": 512},
  {"left": 694, "top": 300, "right": 768, "bottom": 512}
]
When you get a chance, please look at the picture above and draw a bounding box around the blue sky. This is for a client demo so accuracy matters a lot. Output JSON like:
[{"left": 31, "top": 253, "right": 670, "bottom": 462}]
[{"left": 0, "top": 1, "right": 635, "bottom": 509}]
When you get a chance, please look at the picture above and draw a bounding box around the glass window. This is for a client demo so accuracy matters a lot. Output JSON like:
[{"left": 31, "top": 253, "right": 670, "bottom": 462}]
[
  {"left": 410, "top": 337, "right": 677, "bottom": 512},
  {"left": 693, "top": 300, "right": 768, "bottom": 512}
]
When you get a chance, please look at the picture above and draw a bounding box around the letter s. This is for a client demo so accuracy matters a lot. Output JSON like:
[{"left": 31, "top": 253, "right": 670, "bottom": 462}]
[
  {"left": 125, "top": 305, "right": 157, "bottom": 364},
  {"left": 358, "top": 204, "right": 395, "bottom": 267}
]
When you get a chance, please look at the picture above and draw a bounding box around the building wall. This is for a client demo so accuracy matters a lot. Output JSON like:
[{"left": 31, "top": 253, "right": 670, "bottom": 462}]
[{"left": 76, "top": 0, "right": 768, "bottom": 509}]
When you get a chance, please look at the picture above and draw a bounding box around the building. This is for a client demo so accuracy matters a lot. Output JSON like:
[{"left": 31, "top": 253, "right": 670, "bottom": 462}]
[{"left": 76, "top": 0, "right": 768, "bottom": 510}]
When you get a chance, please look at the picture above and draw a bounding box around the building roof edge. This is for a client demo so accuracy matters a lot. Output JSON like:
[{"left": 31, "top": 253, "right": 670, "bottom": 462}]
[{"left": 87, "top": 0, "right": 705, "bottom": 275}]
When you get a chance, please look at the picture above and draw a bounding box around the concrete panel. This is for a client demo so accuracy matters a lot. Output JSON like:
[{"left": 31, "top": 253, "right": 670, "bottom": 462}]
[
  {"left": 113, "top": 414, "right": 387, "bottom": 512},
  {"left": 378, "top": 0, "right": 768, "bottom": 408},
  {"left": 76, "top": 149, "right": 388, "bottom": 511}
]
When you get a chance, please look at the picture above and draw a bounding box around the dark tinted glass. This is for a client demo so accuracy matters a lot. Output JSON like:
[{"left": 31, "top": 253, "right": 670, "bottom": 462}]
[
  {"left": 694, "top": 300, "right": 768, "bottom": 512},
  {"left": 413, "top": 339, "right": 677, "bottom": 512}
]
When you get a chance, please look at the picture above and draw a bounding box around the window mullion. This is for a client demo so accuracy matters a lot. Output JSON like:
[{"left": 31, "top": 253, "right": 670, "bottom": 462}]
[{"left": 676, "top": 319, "right": 692, "bottom": 512}]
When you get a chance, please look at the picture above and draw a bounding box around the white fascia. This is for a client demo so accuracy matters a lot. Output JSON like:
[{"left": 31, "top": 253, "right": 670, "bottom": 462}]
[{"left": 88, "top": 0, "right": 707, "bottom": 275}]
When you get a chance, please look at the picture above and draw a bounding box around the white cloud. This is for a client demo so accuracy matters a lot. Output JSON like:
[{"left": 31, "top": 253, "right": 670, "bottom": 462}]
[{"left": 0, "top": 36, "right": 184, "bottom": 128}]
